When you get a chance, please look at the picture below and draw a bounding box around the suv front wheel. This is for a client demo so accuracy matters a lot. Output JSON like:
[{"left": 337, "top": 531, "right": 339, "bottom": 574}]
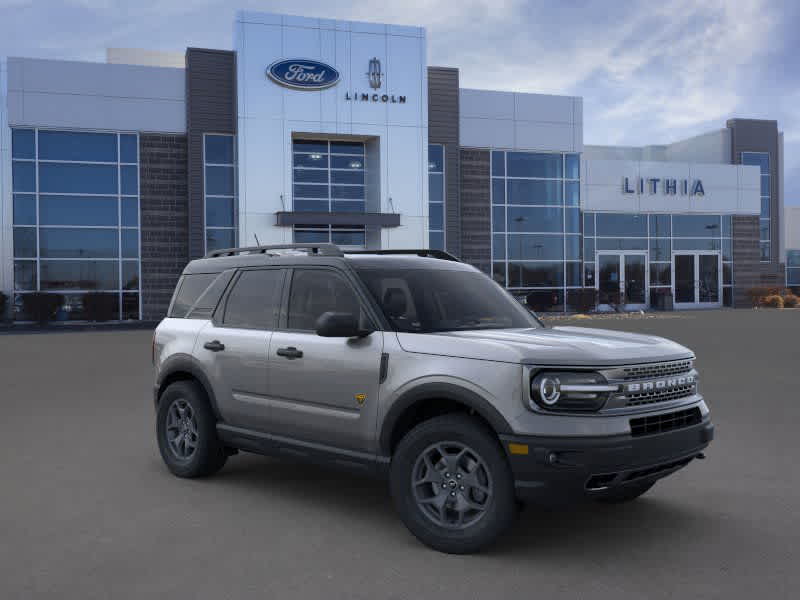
[
  {"left": 390, "top": 414, "right": 517, "bottom": 554},
  {"left": 156, "top": 380, "right": 227, "bottom": 478}
]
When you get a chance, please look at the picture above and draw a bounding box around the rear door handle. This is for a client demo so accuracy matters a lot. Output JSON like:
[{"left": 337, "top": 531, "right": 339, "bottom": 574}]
[
  {"left": 203, "top": 340, "right": 225, "bottom": 352},
  {"left": 276, "top": 346, "right": 303, "bottom": 359}
]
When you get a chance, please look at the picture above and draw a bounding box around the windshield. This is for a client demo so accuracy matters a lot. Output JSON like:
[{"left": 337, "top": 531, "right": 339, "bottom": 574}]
[{"left": 355, "top": 267, "right": 541, "bottom": 333}]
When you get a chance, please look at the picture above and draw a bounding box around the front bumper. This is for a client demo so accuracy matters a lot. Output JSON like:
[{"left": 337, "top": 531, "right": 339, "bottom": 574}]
[{"left": 500, "top": 416, "right": 714, "bottom": 504}]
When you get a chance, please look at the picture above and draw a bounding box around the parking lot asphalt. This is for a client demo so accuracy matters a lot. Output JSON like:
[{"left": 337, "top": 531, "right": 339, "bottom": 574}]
[{"left": 1, "top": 309, "right": 798, "bottom": 599}]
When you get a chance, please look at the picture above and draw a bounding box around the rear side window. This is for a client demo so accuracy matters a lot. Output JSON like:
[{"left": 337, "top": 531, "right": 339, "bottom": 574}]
[
  {"left": 169, "top": 273, "right": 217, "bottom": 318},
  {"left": 221, "top": 269, "right": 284, "bottom": 330}
]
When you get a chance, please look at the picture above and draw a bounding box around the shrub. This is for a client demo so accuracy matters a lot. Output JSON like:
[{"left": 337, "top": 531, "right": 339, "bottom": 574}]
[
  {"left": 82, "top": 292, "right": 118, "bottom": 322},
  {"left": 762, "top": 295, "right": 784, "bottom": 309},
  {"left": 782, "top": 294, "right": 799, "bottom": 308},
  {"left": 21, "top": 293, "right": 64, "bottom": 324},
  {"left": 747, "top": 287, "right": 791, "bottom": 307}
]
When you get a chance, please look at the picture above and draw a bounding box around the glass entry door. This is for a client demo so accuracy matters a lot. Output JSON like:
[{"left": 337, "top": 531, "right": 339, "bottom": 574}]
[
  {"left": 673, "top": 252, "right": 721, "bottom": 308},
  {"left": 596, "top": 252, "right": 648, "bottom": 310}
]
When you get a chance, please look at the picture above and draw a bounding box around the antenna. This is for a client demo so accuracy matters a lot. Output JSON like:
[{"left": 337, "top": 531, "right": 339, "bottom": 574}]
[{"left": 254, "top": 233, "right": 262, "bottom": 247}]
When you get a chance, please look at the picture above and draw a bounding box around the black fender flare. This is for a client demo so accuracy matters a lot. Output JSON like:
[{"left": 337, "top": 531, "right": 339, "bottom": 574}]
[
  {"left": 156, "top": 354, "right": 221, "bottom": 420},
  {"left": 379, "top": 382, "right": 513, "bottom": 455}
]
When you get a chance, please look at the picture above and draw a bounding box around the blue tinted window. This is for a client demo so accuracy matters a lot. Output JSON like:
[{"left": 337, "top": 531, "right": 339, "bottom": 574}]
[
  {"left": 40, "top": 195, "right": 118, "bottom": 226},
  {"left": 206, "top": 166, "right": 235, "bottom": 195},
  {"left": 565, "top": 181, "right": 579, "bottom": 206},
  {"left": 12, "top": 161, "right": 36, "bottom": 192},
  {"left": 12, "top": 129, "right": 35, "bottom": 159},
  {"left": 492, "top": 179, "right": 505, "bottom": 205},
  {"left": 121, "top": 165, "right": 138, "bottom": 195},
  {"left": 429, "top": 173, "right": 444, "bottom": 203},
  {"left": 293, "top": 140, "right": 328, "bottom": 154},
  {"left": 787, "top": 250, "right": 800, "bottom": 268},
  {"left": 492, "top": 206, "right": 505, "bottom": 232},
  {"left": 429, "top": 203, "right": 443, "bottom": 230},
  {"left": 14, "top": 227, "right": 37, "bottom": 258},
  {"left": 121, "top": 198, "right": 139, "bottom": 226},
  {"left": 40, "top": 260, "right": 119, "bottom": 291},
  {"left": 205, "top": 135, "right": 234, "bottom": 164},
  {"left": 722, "top": 238, "right": 732, "bottom": 261},
  {"left": 507, "top": 234, "right": 564, "bottom": 260},
  {"left": 507, "top": 206, "right": 563, "bottom": 233},
  {"left": 565, "top": 208, "right": 580, "bottom": 233},
  {"left": 760, "top": 242, "right": 770, "bottom": 261},
  {"left": 14, "top": 261, "right": 37, "bottom": 291},
  {"left": 332, "top": 170, "right": 365, "bottom": 185},
  {"left": 760, "top": 175, "right": 770, "bottom": 196},
  {"left": 294, "top": 200, "right": 328, "bottom": 212},
  {"left": 121, "top": 229, "right": 139, "bottom": 258},
  {"left": 507, "top": 153, "right": 562, "bottom": 178},
  {"left": 13, "top": 194, "right": 36, "bottom": 225},
  {"left": 565, "top": 154, "right": 580, "bottom": 179},
  {"left": 39, "top": 163, "right": 118, "bottom": 194},
  {"left": 673, "top": 238, "right": 721, "bottom": 251},
  {"left": 331, "top": 155, "right": 362, "bottom": 170},
  {"left": 293, "top": 168, "right": 329, "bottom": 184},
  {"left": 206, "top": 229, "right": 235, "bottom": 251},
  {"left": 741, "top": 152, "right": 769, "bottom": 174},
  {"left": 40, "top": 228, "right": 118, "bottom": 258},
  {"left": 429, "top": 231, "right": 444, "bottom": 251},
  {"left": 566, "top": 262, "right": 581, "bottom": 287},
  {"left": 673, "top": 214, "right": 721, "bottom": 237},
  {"left": 649, "top": 238, "right": 671, "bottom": 261},
  {"left": 331, "top": 185, "right": 364, "bottom": 200},
  {"left": 508, "top": 262, "right": 564, "bottom": 287},
  {"left": 120, "top": 135, "right": 138, "bottom": 163},
  {"left": 721, "top": 215, "right": 732, "bottom": 237},
  {"left": 331, "top": 201, "right": 365, "bottom": 213},
  {"left": 294, "top": 229, "right": 328, "bottom": 243},
  {"left": 206, "top": 197, "right": 234, "bottom": 227},
  {"left": 583, "top": 213, "right": 594, "bottom": 236},
  {"left": 330, "top": 141, "right": 364, "bottom": 155},
  {"left": 491, "top": 151, "right": 505, "bottom": 177},
  {"left": 38, "top": 131, "right": 117, "bottom": 162},
  {"left": 649, "top": 214, "right": 671, "bottom": 237},
  {"left": 595, "top": 213, "right": 647, "bottom": 237},
  {"left": 507, "top": 180, "right": 562, "bottom": 205},
  {"left": 294, "top": 153, "right": 329, "bottom": 168},
  {"left": 331, "top": 230, "right": 366, "bottom": 246},
  {"left": 583, "top": 238, "right": 594, "bottom": 261},
  {"left": 596, "top": 238, "right": 648, "bottom": 251},
  {"left": 428, "top": 145, "right": 444, "bottom": 172},
  {"left": 122, "top": 261, "right": 139, "bottom": 290},
  {"left": 492, "top": 235, "right": 506, "bottom": 260},
  {"left": 761, "top": 197, "right": 770, "bottom": 218},
  {"left": 294, "top": 184, "right": 328, "bottom": 199}
]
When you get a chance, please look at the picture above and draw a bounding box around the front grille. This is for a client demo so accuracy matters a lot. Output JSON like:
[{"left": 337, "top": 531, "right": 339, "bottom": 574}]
[
  {"left": 629, "top": 407, "right": 702, "bottom": 437},
  {"left": 621, "top": 360, "right": 693, "bottom": 381},
  {"left": 626, "top": 384, "right": 696, "bottom": 407}
]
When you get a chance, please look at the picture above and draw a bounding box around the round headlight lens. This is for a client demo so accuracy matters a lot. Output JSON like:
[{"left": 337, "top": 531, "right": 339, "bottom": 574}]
[{"left": 537, "top": 376, "right": 561, "bottom": 405}]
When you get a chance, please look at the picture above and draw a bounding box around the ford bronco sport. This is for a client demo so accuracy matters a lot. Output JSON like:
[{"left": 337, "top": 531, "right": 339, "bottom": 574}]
[{"left": 153, "top": 244, "right": 713, "bottom": 554}]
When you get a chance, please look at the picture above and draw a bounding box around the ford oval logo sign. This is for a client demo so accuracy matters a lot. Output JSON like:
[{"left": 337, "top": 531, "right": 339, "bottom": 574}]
[{"left": 267, "top": 59, "right": 340, "bottom": 90}]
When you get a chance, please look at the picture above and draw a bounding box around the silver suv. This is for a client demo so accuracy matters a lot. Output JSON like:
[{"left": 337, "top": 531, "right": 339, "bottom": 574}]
[{"left": 153, "top": 244, "right": 713, "bottom": 554}]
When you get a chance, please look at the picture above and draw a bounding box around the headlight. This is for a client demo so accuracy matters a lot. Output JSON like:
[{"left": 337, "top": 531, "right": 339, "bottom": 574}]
[{"left": 530, "top": 371, "right": 618, "bottom": 412}]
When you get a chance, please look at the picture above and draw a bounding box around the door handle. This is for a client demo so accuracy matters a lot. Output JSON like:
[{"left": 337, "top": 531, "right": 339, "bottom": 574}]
[
  {"left": 277, "top": 346, "right": 303, "bottom": 359},
  {"left": 203, "top": 340, "right": 225, "bottom": 352}
]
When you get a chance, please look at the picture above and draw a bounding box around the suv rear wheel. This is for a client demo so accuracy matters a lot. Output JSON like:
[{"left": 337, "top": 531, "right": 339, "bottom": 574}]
[
  {"left": 390, "top": 414, "right": 517, "bottom": 554},
  {"left": 156, "top": 380, "right": 227, "bottom": 478}
]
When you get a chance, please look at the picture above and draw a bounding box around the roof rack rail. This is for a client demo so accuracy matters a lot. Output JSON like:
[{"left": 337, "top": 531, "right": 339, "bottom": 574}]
[
  {"left": 345, "top": 249, "right": 461, "bottom": 262},
  {"left": 204, "top": 243, "right": 344, "bottom": 259}
]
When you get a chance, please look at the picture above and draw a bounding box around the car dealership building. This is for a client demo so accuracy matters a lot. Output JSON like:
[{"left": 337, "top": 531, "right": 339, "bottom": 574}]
[{"left": 0, "top": 11, "right": 793, "bottom": 320}]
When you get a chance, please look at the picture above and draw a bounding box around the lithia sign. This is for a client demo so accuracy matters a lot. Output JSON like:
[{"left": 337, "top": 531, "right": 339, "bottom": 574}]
[
  {"left": 267, "top": 57, "right": 407, "bottom": 103},
  {"left": 623, "top": 176, "right": 705, "bottom": 196}
]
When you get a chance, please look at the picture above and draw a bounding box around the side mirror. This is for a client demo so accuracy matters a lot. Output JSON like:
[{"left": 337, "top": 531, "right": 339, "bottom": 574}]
[{"left": 315, "top": 312, "right": 372, "bottom": 338}]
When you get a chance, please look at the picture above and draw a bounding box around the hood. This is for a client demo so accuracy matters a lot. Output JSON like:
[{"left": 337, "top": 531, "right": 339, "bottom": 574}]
[{"left": 395, "top": 325, "right": 693, "bottom": 367}]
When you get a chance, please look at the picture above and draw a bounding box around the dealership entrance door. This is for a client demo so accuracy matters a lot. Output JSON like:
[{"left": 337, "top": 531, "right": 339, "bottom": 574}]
[
  {"left": 672, "top": 252, "right": 722, "bottom": 309},
  {"left": 596, "top": 252, "right": 648, "bottom": 311}
]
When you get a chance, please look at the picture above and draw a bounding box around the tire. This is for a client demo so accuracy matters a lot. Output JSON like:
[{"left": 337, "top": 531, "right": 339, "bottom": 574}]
[
  {"left": 390, "top": 414, "right": 518, "bottom": 554},
  {"left": 156, "top": 380, "right": 227, "bottom": 478},
  {"left": 593, "top": 481, "right": 654, "bottom": 504}
]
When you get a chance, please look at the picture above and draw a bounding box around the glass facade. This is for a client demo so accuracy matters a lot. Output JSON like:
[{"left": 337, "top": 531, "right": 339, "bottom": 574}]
[
  {"left": 11, "top": 128, "right": 141, "bottom": 320},
  {"left": 291, "top": 139, "right": 366, "bottom": 248},
  {"left": 584, "top": 213, "right": 733, "bottom": 307},
  {"left": 428, "top": 144, "right": 445, "bottom": 250},
  {"left": 788, "top": 250, "right": 800, "bottom": 288},
  {"left": 742, "top": 152, "right": 770, "bottom": 261},
  {"left": 204, "top": 134, "right": 237, "bottom": 253},
  {"left": 491, "top": 150, "right": 580, "bottom": 311}
]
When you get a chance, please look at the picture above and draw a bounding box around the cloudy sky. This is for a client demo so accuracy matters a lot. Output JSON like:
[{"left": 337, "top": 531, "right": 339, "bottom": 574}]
[{"left": 2, "top": 0, "right": 798, "bottom": 204}]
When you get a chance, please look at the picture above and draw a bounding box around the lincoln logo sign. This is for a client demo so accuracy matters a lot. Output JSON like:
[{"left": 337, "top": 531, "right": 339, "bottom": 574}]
[
  {"left": 623, "top": 176, "right": 705, "bottom": 196},
  {"left": 266, "top": 59, "right": 340, "bottom": 90}
]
